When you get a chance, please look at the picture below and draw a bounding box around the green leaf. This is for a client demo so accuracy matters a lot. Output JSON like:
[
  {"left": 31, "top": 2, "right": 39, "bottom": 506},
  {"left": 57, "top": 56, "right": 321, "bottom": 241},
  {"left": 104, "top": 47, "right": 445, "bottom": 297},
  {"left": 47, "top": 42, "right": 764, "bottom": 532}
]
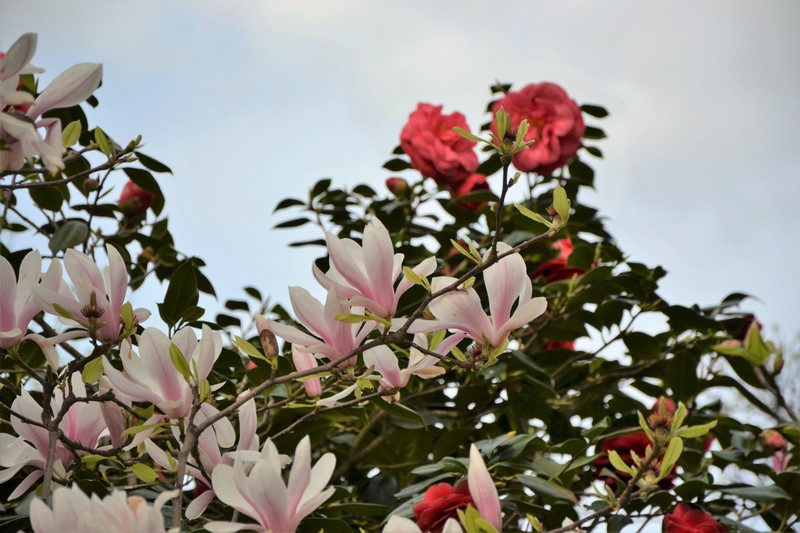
[
  {"left": 120, "top": 301, "right": 135, "bottom": 336},
  {"left": 718, "top": 484, "right": 791, "bottom": 503},
  {"left": 659, "top": 437, "right": 683, "bottom": 479},
  {"left": 234, "top": 336, "right": 269, "bottom": 362},
  {"left": 158, "top": 261, "right": 198, "bottom": 327},
  {"left": 453, "top": 127, "right": 488, "bottom": 145},
  {"left": 607, "top": 450, "right": 637, "bottom": 477},
  {"left": 273, "top": 198, "right": 305, "bottom": 212},
  {"left": 373, "top": 398, "right": 426, "bottom": 429},
  {"left": 514, "top": 204, "right": 552, "bottom": 228},
  {"left": 82, "top": 357, "right": 104, "bottom": 384},
  {"left": 31, "top": 186, "right": 64, "bottom": 212},
  {"left": 335, "top": 313, "right": 372, "bottom": 324},
  {"left": 517, "top": 474, "right": 578, "bottom": 503},
  {"left": 580, "top": 104, "right": 609, "bottom": 118},
  {"left": 552, "top": 185, "right": 570, "bottom": 223},
  {"left": 123, "top": 167, "right": 164, "bottom": 215},
  {"left": 134, "top": 151, "right": 172, "bottom": 173},
  {"left": 61, "top": 120, "right": 82, "bottom": 149},
  {"left": 677, "top": 420, "right": 718, "bottom": 439},
  {"left": 94, "top": 126, "right": 112, "bottom": 156},
  {"left": 48, "top": 220, "right": 89, "bottom": 254},
  {"left": 169, "top": 343, "right": 192, "bottom": 382},
  {"left": 382, "top": 158, "right": 412, "bottom": 171},
  {"left": 623, "top": 332, "right": 661, "bottom": 360},
  {"left": 131, "top": 463, "right": 159, "bottom": 483},
  {"left": 273, "top": 217, "right": 310, "bottom": 229}
]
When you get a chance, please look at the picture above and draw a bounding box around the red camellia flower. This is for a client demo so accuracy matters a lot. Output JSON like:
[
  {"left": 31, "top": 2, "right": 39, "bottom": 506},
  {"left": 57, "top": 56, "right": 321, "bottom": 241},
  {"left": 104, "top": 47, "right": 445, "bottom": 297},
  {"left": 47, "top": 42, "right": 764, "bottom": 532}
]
[
  {"left": 543, "top": 340, "right": 576, "bottom": 350},
  {"left": 594, "top": 432, "right": 678, "bottom": 489},
  {"left": 663, "top": 503, "right": 729, "bottom": 533},
  {"left": 450, "top": 173, "right": 490, "bottom": 211},
  {"left": 531, "top": 238, "right": 585, "bottom": 283},
  {"left": 119, "top": 180, "right": 155, "bottom": 216},
  {"left": 492, "top": 82, "right": 585, "bottom": 175},
  {"left": 413, "top": 482, "right": 474, "bottom": 533},
  {"left": 386, "top": 176, "right": 410, "bottom": 197},
  {"left": 400, "top": 103, "right": 479, "bottom": 186}
]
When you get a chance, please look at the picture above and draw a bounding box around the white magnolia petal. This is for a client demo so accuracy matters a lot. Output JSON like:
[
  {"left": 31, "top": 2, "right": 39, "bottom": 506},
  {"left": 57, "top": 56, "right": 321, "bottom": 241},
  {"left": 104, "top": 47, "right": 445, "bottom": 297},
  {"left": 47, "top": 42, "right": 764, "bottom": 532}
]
[
  {"left": 468, "top": 444, "right": 502, "bottom": 530},
  {"left": 28, "top": 63, "right": 102, "bottom": 117},
  {"left": 185, "top": 489, "right": 217, "bottom": 520},
  {"left": 383, "top": 515, "right": 422, "bottom": 533},
  {"left": 0, "top": 33, "right": 37, "bottom": 80}
]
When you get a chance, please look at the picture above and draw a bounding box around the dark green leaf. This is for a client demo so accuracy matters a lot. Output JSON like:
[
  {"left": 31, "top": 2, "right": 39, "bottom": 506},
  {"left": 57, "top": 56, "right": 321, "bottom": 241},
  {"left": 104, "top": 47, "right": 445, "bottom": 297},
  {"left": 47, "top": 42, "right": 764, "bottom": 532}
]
[
  {"left": 30, "top": 185, "right": 64, "bottom": 211},
  {"left": 382, "top": 158, "right": 412, "bottom": 172},
  {"left": 273, "top": 198, "right": 305, "bottom": 212},
  {"left": 517, "top": 475, "right": 578, "bottom": 503},
  {"left": 49, "top": 220, "right": 89, "bottom": 253},
  {"left": 580, "top": 104, "right": 609, "bottom": 118},
  {"left": 135, "top": 152, "right": 172, "bottom": 173},
  {"left": 373, "top": 398, "right": 426, "bottom": 429},
  {"left": 274, "top": 217, "right": 310, "bottom": 229},
  {"left": 623, "top": 332, "right": 662, "bottom": 360},
  {"left": 159, "top": 261, "right": 198, "bottom": 327}
]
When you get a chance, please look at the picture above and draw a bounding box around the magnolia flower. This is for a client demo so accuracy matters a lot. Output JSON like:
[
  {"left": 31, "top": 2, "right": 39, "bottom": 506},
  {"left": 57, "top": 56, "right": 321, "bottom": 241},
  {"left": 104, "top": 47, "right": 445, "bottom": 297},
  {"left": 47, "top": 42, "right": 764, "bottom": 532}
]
[
  {"left": 468, "top": 444, "right": 502, "bottom": 530},
  {"left": 102, "top": 325, "right": 222, "bottom": 419},
  {"left": 364, "top": 333, "right": 463, "bottom": 391},
  {"left": 206, "top": 435, "right": 336, "bottom": 533},
  {"left": 267, "top": 286, "right": 374, "bottom": 367},
  {"left": 315, "top": 217, "right": 437, "bottom": 319},
  {"left": 384, "top": 515, "right": 463, "bottom": 533},
  {"left": 409, "top": 243, "right": 547, "bottom": 350},
  {"left": 0, "top": 33, "right": 102, "bottom": 175},
  {"left": 33, "top": 244, "right": 150, "bottom": 342},
  {"left": 0, "top": 373, "right": 106, "bottom": 499},
  {"left": 0, "top": 250, "right": 86, "bottom": 369},
  {"left": 30, "top": 484, "right": 178, "bottom": 533},
  {"left": 292, "top": 345, "right": 323, "bottom": 398},
  {"left": 145, "top": 398, "right": 257, "bottom": 519}
]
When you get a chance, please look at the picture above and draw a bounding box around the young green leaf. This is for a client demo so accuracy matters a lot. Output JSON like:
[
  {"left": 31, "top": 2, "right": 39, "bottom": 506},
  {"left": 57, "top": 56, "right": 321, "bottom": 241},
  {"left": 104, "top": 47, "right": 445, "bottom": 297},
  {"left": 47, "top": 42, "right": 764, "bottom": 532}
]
[
  {"left": 515, "top": 204, "right": 553, "bottom": 228},
  {"left": 61, "top": 120, "right": 81, "bottom": 149},
  {"left": 659, "top": 437, "right": 683, "bottom": 480},
  {"left": 168, "top": 343, "right": 192, "bottom": 382}
]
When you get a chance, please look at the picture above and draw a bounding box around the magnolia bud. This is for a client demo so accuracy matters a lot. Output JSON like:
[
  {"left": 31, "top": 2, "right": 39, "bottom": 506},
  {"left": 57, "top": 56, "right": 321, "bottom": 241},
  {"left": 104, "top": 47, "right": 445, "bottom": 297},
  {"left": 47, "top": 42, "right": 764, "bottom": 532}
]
[
  {"left": 386, "top": 176, "right": 409, "bottom": 197},
  {"left": 255, "top": 315, "right": 279, "bottom": 359}
]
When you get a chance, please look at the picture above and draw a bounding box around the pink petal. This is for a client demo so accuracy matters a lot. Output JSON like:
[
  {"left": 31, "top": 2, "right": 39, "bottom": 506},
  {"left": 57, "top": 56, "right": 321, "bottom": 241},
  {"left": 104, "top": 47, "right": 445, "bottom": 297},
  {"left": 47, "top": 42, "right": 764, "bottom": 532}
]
[
  {"left": 468, "top": 444, "right": 502, "bottom": 530},
  {"left": 364, "top": 345, "right": 405, "bottom": 388},
  {"left": 27, "top": 63, "right": 102, "bottom": 118},
  {"left": 0, "top": 33, "right": 37, "bottom": 80}
]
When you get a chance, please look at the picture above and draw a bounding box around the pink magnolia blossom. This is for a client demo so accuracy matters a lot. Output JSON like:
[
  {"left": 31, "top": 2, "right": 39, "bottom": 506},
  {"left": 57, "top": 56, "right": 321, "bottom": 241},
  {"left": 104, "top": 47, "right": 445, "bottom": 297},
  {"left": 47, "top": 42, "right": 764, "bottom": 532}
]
[
  {"left": 292, "top": 345, "right": 323, "bottom": 398},
  {"left": 33, "top": 244, "right": 150, "bottom": 342},
  {"left": 383, "top": 515, "right": 463, "bottom": 533},
  {"left": 206, "top": 435, "right": 336, "bottom": 533},
  {"left": 0, "top": 250, "right": 84, "bottom": 369},
  {"left": 0, "top": 33, "right": 102, "bottom": 175},
  {"left": 409, "top": 243, "right": 547, "bottom": 350},
  {"left": 315, "top": 217, "right": 437, "bottom": 319},
  {"left": 102, "top": 325, "right": 222, "bottom": 419},
  {"left": 468, "top": 444, "right": 503, "bottom": 530},
  {"left": 267, "top": 287, "right": 374, "bottom": 367},
  {"left": 0, "top": 374, "right": 106, "bottom": 499},
  {"left": 30, "top": 484, "right": 178, "bottom": 533},
  {"left": 145, "top": 398, "right": 257, "bottom": 519}
]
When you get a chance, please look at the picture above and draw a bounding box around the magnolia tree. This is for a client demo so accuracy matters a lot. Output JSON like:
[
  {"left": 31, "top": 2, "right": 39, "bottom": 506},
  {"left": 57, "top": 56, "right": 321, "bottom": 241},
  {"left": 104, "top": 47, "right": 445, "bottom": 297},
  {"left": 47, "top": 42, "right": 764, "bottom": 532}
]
[{"left": 0, "top": 33, "right": 797, "bottom": 533}]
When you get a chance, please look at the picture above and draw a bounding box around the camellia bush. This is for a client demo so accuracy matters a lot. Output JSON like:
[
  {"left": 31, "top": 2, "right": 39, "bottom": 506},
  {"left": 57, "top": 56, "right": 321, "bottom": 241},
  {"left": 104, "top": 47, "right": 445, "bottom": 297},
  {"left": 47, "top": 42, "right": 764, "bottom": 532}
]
[{"left": 1, "top": 33, "right": 798, "bottom": 533}]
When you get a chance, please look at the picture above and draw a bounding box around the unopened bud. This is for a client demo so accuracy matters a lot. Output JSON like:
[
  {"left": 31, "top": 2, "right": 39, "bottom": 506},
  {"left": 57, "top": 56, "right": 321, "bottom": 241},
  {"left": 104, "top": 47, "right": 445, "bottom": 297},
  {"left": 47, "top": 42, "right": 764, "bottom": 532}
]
[
  {"left": 760, "top": 429, "right": 787, "bottom": 451},
  {"left": 81, "top": 177, "right": 100, "bottom": 193},
  {"left": 648, "top": 396, "right": 676, "bottom": 440},
  {"left": 138, "top": 246, "right": 156, "bottom": 263},
  {"left": 386, "top": 177, "right": 409, "bottom": 197},
  {"left": 255, "top": 315, "right": 279, "bottom": 359}
]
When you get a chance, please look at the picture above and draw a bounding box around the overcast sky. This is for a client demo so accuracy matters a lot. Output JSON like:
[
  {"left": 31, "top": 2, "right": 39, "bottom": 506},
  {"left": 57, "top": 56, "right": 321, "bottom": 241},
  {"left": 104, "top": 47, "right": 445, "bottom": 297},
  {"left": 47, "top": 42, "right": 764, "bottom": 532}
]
[{"left": 2, "top": 1, "right": 799, "bottom": 346}]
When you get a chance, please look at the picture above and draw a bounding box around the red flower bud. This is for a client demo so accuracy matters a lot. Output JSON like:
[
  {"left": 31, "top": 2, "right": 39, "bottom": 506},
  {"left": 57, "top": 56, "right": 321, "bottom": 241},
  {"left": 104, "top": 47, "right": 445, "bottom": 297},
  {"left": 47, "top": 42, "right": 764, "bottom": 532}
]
[
  {"left": 386, "top": 176, "right": 410, "bottom": 197},
  {"left": 761, "top": 429, "right": 787, "bottom": 451},
  {"left": 119, "top": 181, "right": 154, "bottom": 216}
]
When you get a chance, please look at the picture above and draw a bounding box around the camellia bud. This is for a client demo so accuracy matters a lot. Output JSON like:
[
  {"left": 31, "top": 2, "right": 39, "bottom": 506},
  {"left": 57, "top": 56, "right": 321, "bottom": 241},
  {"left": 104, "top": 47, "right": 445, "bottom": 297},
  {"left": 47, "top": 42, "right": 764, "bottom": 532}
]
[
  {"left": 385, "top": 176, "right": 409, "bottom": 197},
  {"left": 255, "top": 315, "right": 279, "bottom": 359},
  {"left": 119, "top": 180, "right": 155, "bottom": 216},
  {"left": 81, "top": 177, "right": 100, "bottom": 193},
  {"left": 760, "top": 429, "right": 787, "bottom": 451}
]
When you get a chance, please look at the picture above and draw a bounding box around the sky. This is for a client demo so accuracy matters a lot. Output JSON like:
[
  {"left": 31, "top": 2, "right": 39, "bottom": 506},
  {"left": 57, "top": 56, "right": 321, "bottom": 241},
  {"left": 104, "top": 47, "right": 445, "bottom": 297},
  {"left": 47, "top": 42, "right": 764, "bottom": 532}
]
[{"left": 2, "top": 1, "right": 799, "bottom": 347}]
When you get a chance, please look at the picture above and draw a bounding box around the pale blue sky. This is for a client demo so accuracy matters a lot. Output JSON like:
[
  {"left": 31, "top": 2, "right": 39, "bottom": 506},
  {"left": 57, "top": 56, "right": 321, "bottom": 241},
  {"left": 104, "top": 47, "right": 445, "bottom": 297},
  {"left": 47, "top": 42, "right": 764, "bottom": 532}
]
[{"left": 2, "top": 1, "right": 799, "bottom": 345}]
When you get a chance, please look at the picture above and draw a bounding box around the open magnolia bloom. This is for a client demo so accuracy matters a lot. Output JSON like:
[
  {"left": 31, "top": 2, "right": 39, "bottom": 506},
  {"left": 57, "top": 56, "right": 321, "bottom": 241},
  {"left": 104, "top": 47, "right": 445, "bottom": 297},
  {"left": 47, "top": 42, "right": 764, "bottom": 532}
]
[
  {"left": 145, "top": 398, "right": 257, "bottom": 519},
  {"left": 0, "top": 33, "right": 102, "bottom": 175},
  {"left": 267, "top": 286, "right": 375, "bottom": 367},
  {"left": 383, "top": 516, "right": 463, "bottom": 533},
  {"left": 29, "top": 484, "right": 178, "bottom": 533},
  {"left": 0, "top": 249, "right": 85, "bottom": 369},
  {"left": 102, "top": 325, "right": 222, "bottom": 419},
  {"left": 206, "top": 435, "right": 336, "bottom": 533},
  {"left": 33, "top": 244, "right": 150, "bottom": 342},
  {"left": 0, "top": 374, "right": 107, "bottom": 499},
  {"left": 314, "top": 217, "right": 437, "bottom": 320},
  {"left": 409, "top": 243, "right": 547, "bottom": 352}
]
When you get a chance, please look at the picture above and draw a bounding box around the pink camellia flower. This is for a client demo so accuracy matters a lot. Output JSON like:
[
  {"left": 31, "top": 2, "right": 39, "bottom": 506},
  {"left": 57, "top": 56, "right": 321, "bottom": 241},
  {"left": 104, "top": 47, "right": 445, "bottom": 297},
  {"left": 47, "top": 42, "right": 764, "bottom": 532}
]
[
  {"left": 409, "top": 243, "right": 548, "bottom": 351},
  {"left": 118, "top": 180, "right": 155, "bottom": 216},
  {"left": 0, "top": 373, "right": 107, "bottom": 499},
  {"left": 0, "top": 33, "right": 102, "bottom": 175},
  {"left": 145, "top": 398, "right": 257, "bottom": 519},
  {"left": 206, "top": 435, "right": 336, "bottom": 533},
  {"left": 315, "top": 217, "right": 438, "bottom": 320},
  {"left": 29, "top": 484, "right": 178, "bottom": 533},
  {"left": 400, "top": 103, "right": 479, "bottom": 186},
  {"left": 266, "top": 287, "right": 375, "bottom": 368},
  {"left": 33, "top": 244, "right": 150, "bottom": 342},
  {"left": 492, "top": 82, "right": 585, "bottom": 175},
  {"left": 663, "top": 502, "right": 728, "bottom": 533},
  {"left": 102, "top": 325, "right": 222, "bottom": 419},
  {"left": 450, "top": 173, "right": 491, "bottom": 211}
]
